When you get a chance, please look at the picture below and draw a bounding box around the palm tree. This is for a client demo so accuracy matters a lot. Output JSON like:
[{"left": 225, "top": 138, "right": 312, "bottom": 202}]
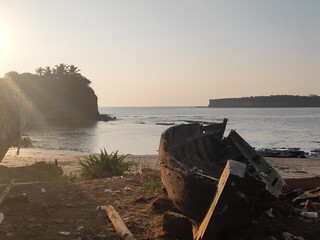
[
  {"left": 44, "top": 66, "right": 52, "bottom": 75},
  {"left": 53, "top": 63, "right": 67, "bottom": 76},
  {"left": 35, "top": 67, "right": 44, "bottom": 76},
  {"left": 68, "top": 65, "right": 80, "bottom": 74}
]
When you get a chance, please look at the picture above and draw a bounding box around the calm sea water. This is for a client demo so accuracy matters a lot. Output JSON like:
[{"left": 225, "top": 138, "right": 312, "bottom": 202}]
[{"left": 24, "top": 107, "right": 320, "bottom": 155}]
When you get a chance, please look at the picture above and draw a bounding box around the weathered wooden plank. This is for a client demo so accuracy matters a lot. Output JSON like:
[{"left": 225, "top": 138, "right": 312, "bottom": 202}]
[
  {"left": 196, "top": 160, "right": 266, "bottom": 240},
  {"left": 228, "top": 130, "right": 285, "bottom": 197}
]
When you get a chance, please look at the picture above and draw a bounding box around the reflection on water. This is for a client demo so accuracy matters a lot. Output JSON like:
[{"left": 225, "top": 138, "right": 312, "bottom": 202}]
[
  {"left": 24, "top": 107, "right": 320, "bottom": 154},
  {"left": 25, "top": 121, "right": 98, "bottom": 152}
]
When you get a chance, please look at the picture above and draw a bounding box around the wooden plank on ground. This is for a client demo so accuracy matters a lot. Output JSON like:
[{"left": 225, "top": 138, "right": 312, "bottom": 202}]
[
  {"left": 0, "top": 179, "right": 15, "bottom": 205},
  {"left": 104, "top": 205, "right": 137, "bottom": 240}
]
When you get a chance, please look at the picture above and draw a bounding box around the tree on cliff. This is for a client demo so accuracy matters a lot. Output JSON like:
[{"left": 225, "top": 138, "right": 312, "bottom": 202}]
[
  {"left": 4, "top": 71, "right": 19, "bottom": 80},
  {"left": 53, "top": 63, "right": 68, "bottom": 76},
  {"left": 68, "top": 65, "right": 80, "bottom": 74},
  {"left": 44, "top": 66, "right": 52, "bottom": 75},
  {"left": 35, "top": 67, "right": 45, "bottom": 76}
]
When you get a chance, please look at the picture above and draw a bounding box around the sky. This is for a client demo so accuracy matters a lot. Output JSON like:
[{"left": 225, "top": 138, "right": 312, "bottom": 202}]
[{"left": 0, "top": 0, "right": 319, "bottom": 106}]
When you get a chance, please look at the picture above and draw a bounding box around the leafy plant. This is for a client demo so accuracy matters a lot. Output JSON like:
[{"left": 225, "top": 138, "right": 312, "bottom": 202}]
[
  {"left": 0, "top": 161, "right": 64, "bottom": 182},
  {"left": 78, "top": 149, "right": 132, "bottom": 179},
  {"left": 141, "top": 175, "right": 163, "bottom": 197},
  {"left": 28, "top": 161, "right": 63, "bottom": 179}
]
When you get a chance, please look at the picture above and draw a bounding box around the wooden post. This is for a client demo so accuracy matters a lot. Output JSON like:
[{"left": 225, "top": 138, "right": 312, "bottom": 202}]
[
  {"left": 104, "top": 205, "right": 137, "bottom": 240},
  {"left": 0, "top": 179, "right": 15, "bottom": 205}
]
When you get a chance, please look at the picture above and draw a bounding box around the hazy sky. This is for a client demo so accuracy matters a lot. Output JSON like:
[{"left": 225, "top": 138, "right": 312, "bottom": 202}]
[{"left": 0, "top": 0, "right": 319, "bottom": 106}]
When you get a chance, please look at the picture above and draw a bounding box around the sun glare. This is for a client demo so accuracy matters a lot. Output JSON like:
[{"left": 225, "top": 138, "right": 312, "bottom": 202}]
[{"left": 0, "top": 27, "right": 8, "bottom": 55}]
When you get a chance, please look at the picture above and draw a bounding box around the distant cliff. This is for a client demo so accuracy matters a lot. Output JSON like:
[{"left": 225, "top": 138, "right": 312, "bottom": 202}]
[
  {"left": 208, "top": 95, "right": 320, "bottom": 108},
  {"left": 0, "top": 66, "right": 102, "bottom": 124}
]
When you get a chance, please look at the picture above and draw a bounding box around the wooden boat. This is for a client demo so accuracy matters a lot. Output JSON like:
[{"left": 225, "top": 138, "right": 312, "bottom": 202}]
[{"left": 159, "top": 119, "right": 285, "bottom": 221}]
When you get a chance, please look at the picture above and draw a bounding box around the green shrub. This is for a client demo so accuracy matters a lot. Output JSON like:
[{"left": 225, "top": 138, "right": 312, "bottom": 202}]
[
  {"left": 141, "top": 175, "right": 163, "bottom": 197},
  {"left": 27, "top": 161, "right": 63, "bottom": 179},
  {"left": 78, "top": 149, "right": 131, "bottom": 179},
  {"left": 0, "top": 161, "right": 63, "bottom": 182}
]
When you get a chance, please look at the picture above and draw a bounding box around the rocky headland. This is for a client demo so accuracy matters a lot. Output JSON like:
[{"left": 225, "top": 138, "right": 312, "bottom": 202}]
[
  {"left": 0, "top": 65, "right": 114, "bottom": 125},
  {"left": 209, "top": 95, "right": 320, "bottom": 108}
]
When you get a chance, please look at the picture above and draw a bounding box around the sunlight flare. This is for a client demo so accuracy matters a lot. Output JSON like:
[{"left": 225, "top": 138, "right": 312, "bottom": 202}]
[{"left": 0, "top": 26, "right": 7, "bottom": 55}]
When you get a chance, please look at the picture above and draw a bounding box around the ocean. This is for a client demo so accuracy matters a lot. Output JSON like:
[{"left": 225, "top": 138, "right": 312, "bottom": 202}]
[{"left": 24, "top": 107, "right": 320, "bottom": 155}]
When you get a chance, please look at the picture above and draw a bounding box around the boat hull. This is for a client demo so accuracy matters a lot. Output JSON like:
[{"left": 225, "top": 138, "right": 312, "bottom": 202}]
[{"left": 161, "top": 165, "right": 217, "bottom": 220}]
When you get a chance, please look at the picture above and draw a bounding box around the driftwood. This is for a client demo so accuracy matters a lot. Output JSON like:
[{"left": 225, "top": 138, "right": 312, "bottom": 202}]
[
  {"left": 0, "top": 179, "right": 15, "bottom": 205},
  {"left": 104, "top": 205, "right": 137, "bottom": 240}
]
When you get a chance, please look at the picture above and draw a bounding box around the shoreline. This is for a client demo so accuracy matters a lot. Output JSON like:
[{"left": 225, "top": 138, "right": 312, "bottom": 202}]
[
  {"left": 1, "top": 148, "right": 319, "bottom": 178},
  {"left": 0, "top": 148, "right": 159, "bottom": 175}
]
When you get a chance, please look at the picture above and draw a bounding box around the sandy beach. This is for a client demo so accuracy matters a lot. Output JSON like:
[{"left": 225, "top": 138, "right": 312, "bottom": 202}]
[
  {"left": 1, "top": 148, "right": 319, "bottom": 240},
  {"left": 1, "top": 148, "right": 160, "bottom": 175},
  {"left": 1, "top": 148, "right": 319, "bottom": 179}
]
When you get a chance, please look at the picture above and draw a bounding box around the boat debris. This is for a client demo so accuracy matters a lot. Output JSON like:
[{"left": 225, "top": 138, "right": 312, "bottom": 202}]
[{"left": 159, "top": 119, "right": 287, "bottom": 239}]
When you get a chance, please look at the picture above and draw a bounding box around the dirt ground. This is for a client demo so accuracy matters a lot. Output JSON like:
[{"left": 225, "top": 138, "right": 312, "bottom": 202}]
[
  {"left": 0, "top": 156, "right": 319, "bottom": 240},
  {"left": 0, "top": 168, "right": 166, "bottom": 240}
]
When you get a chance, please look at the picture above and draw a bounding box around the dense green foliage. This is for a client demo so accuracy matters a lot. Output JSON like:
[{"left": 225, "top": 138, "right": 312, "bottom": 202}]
[
  {"left": 0, "top": 64, "right": 100, "bottom": 124},
  {"left": 78, "top": 149, "right": 132, "bottom": 179}
]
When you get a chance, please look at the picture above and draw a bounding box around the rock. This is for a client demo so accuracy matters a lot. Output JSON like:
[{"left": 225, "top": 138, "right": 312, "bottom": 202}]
[
  {"left": 54, "top": 219, "right": 65, "bottom": 224},
  {"left": 282, "top": 232, "right": 295, "bottom": 240},
  {"left": 59, "top": 231, "right": 71, "bottom": 236},
  {"left": 163, "top": 211, "right": 193, "bottom": 240},
  {"left": 257, "top": 148, "right": 307, "bottom": 158},
  {"left": 151, "top": 196, "right": 174, "bottom": 213},
  {"left": 258, "top": 149, "right": 280, "bottom": 157},
  {"left": 99, "top": 114, "right": 116, "bottom": 122},
  {"left": 268, "top": 237, "right": 278, "bottom": 240},
  {"left": 294, "top": 237, "right": 304, "bottom": 240},
  {"left": 282, "top": 232, "right": 304, "bottom": 240}
]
